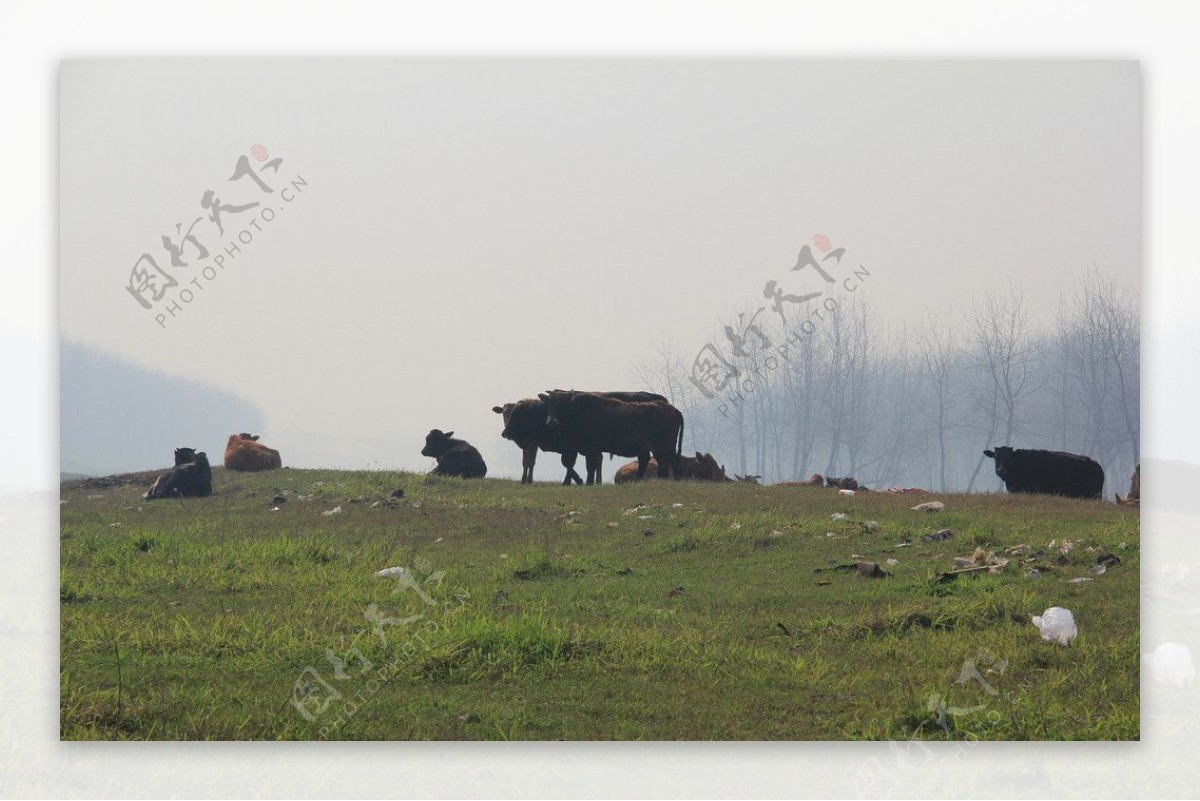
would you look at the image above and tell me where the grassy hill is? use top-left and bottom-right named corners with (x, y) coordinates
top-left (59, 468), bottom-right (1139, 740)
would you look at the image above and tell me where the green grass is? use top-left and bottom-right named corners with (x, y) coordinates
top-left (59, 468), bottom-right (1139, 740)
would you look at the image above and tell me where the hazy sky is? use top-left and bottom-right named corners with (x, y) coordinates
top-left (60, 60), bottom-right (1140, 477)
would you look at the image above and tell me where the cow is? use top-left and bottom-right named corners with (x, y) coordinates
top-left (539, 390), bottom-right (683, 484)
top-left (734, 474), bottom-right (762, 484)
top-left (777, 473), bottom-right (824, 487)
top-left (144, 449), bottom-right (212, 499)
top-left (224, 433), bottom-right (283, 472)
top-left (614, 452), bottom-right (728, 484)
top-left (825, 476), bottom-right (859, 490)
top-left (494, 391), bottom-right (668, 485)
top-left (1116, 463), bottom-right (1140, 507)
top-left (983, 446), bottom-right (1104, 500)
top-left (493, 399), bottom-right (584, 486)
top-left (421, 429), bottom-right (487, 478)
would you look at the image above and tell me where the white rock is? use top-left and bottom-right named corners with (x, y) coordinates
top-left (375, 566), bottom-right (406, 579)
top-left (839, 489), bottom-right (855, 497)
top-left (911, 501), bottom-right (945, 512)
top-left (322, 505), bottom-right (343, 516)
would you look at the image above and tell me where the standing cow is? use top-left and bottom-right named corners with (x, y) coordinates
top-left (493, 391), bottom-right (668, 485)
top-left (144, 448), bottom-right (213, 499)
top-left (421, 429), bottom-right (488, 478)
top-left (983, 446), bottom-right (1104, 500)
top-left (539, 390), bottom-right (683, 484)
top-left (1116, 463), bottom-right (1140, 506)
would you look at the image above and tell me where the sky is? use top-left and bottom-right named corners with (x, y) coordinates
top-left (59, 59), bottom-right (1141, 478)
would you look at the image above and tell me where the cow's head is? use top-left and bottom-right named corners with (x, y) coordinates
top-left (238, 433), bottom-right (259, 441)
top-left (492, 403), bottom-right (516, 437)
top-left (693, 452), bottom-right (727, 481)
top-left (983, 446), bottom-right (1014, 479)
top-left (421, 429), bottom-right (456, 458)
top-left (538, 391), bottom-right (571, 429)
top-left (173, 447), bottom-right (197, 465)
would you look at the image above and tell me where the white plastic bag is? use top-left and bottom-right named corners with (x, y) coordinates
top-left (1031, 606), bottom-right (1077, 646)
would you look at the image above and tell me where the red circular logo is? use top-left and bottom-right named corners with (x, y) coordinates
top-left (251, 144), bottom-right (269, 162)
top-left (813, 234), bottom-right (832, 252)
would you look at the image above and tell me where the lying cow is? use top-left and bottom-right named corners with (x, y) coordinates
top-left (144, 448), bottom-right (213, 499)
top-left (777, 473), bottom-right (824, 487)
top-left (825, 476), bottom-right (859, 490)
top-left (421, 429), bottom-right (487, 478)
top-left (540, 390), bottom-right (683, 484)
top-left (1116, 463), bottom-right (1140, 507)
top-left (224, 433), bottom-right (283, 471)
top-left (613, 452), bottom-right (728, 484)
top-left (494, 391), bottom-right (667, 485)
top-left (983, 446), bottom-right (1104, 500)
top-left (887, 486), bottom-right (931, 495)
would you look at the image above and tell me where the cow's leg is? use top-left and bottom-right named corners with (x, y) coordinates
top-left (522, 445), bottom-right (537, 485)
top-left (655, 450), bottom-right (671, 479)
top-left (561, 452), bottom-right (583, 486)
top-left (584, 452), bottom-right (602, 485)
top-left (636, 453), bottom-right (651, 480)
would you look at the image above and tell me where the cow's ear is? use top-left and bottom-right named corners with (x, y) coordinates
top-left (983, 449), bottom-right (995, 458)
top-left (443, 431), bottom-right (454, 438)
top-left (251, 435), bottom-right (260, 441)
top-left (537, 393), bottom-right (549, 402)
top-left (492, 406), bottom-right (504, 414)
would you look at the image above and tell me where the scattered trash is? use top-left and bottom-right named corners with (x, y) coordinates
top-left (666, 586), bottom-right (685, 598)
top-left (560, 510), bottom-right (581, 518)
top-left (369, 501), bottom-right (381, 509)
top-left (390, 488), bottom-right (405, 499)
top-left (376, 566), bottom-right (406, 579)
top-left (911, 501), bottom-right (945, 512)
top-left (349, 496), bottom-right (367, 504)
top-left (1026, 568), bottom-right (1041, 579)
top-left (885, 558), bottom-right (900, 566)
top-left (269, 506), bottom-right (281, 512)
top-left (768, 530), bottom-right (786, 539)
top-left (499, 553), bottom-right (508, 559)
top-left (831, 513), bottom-right (848, 521)
top-left (434, 537), bottom-right (443, 544)
top-left (272, 494), bottom-right (287, 505)
top-left (623, 504), bottom-right (648, 517)
top-left (1147, 643), bottom-right (1196, 688)
top-left (816, 579), bottom-right (832, 586)
top-left (730, 522), bottom-right (743, 530)
top-left (1065, 577), bottom-right (1094, 584)
top-left (921, 529), bottom-right (953, 543)
top-left (616, 566), bottom-right (633, 575)
top-left (839, 489), bottom-right (856, 497)
top-left (939, 547), bottom-right (1009, 581)
top-left (322, 505), bottom-right (343, 516)
top-left (457, 713), bottom-right (481, 724)
top-left (642, 529), bottom-right (654, 537)
top-left (1005, 544), bottom-right (1030, 557)
top-left (671, 503), bottom-right (684, 508)
top-left (1097, 553), bottom-right (1121, 568)
top-left (1031, 607), bottom-right (1077, 645)
top-left (606, 522), bottom-right (619, 528)
top-left (862, 521), bottom-right (881, 532)
top-left (894, 540), bottom-right (911, 548)
top-left (777, 622), bottom-right (792, 636)
top-left (109, 523), bottom-right (123, 528)
top-left (1059, 541), bottom-right (1075, 556)
top-left (1089, 564), bottom-right (1107, 575)
top-left (637, 515), bottom-right (654, 520)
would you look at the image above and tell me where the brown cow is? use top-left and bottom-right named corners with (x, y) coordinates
top-left (1116, 463), bottom-right (1140, 507)
top-left (539, 390), bottom-right (683, 484)
top-left (777, 473), bottom-right (825, 487)
top-left (825, 476), bottom-right (859, 490)
top-left (224, 432), bottom-right (283, 471)
top-left (614, 452), bottom-right (728, 484)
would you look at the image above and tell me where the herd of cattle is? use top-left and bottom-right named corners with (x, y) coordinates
top-left (138, 391), bottom-right (1141, 505)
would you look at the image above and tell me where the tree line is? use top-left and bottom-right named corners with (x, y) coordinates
top-left (633, 271), bottom-right (1139, 495)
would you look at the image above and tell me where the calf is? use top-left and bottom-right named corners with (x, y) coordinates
top-left (224, 433), bottom-right (283, 472)
top-left (539, 390), bottom-right (683, 484)
top-left (421, 429), bottom-right (488, 478)
top-left (144, 449), bottom-right (213, 499)
top-left (614, 452), bottom-right (728, 484)
top-left (983, 446), bottom-right (1104, 500)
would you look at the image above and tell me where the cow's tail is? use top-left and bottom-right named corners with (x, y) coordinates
top-left (675, 416), bottom-right (684, 478)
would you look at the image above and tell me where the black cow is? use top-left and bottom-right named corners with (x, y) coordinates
top-left (539, 390), bottom-right (683, 484)
top-left (494, 391), bottom-right (668, 485)
top-left (421, 429), bottom-right (487, 478)
top-left (144, 449), bottom-right (213, 499)
top-left (825, 476), bottom-right (859, 490)
top-left (983, 446), bottom-right (1104, 499)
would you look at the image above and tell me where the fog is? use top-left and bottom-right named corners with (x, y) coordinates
top-left (59, 60), bottom-right (1139, 479)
